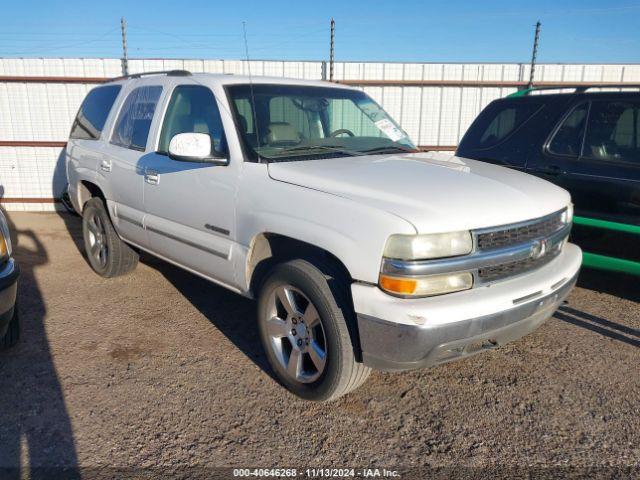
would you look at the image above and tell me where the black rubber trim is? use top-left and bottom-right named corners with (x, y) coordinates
top-left (204, 223), bottom-right (230, 236)
top-left (146, 226), bottom-right (228, 259)
top-left (117, 214), bottom-right (143, 228)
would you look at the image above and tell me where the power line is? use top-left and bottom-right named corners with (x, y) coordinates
top-left (2, 28), bottom-right (119, 56)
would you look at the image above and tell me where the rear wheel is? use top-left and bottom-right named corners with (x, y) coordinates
top-left (257, 259), bottom-right (370, 401)
top-left (82, 197), bottom-right (138, 277)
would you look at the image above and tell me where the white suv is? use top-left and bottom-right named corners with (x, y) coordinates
top-left (66, 70), bottom-right (582, 401)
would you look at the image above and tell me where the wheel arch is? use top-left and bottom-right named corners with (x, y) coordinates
top-left (76, 180), bottom-right (106, 213)
top-left (248, 232), bottom-right (365, 364)
top-left (246, 232), bottom-right (353, 297)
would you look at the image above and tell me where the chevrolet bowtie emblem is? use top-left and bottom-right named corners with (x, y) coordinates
top-left (530, 239), bottom-right (549, 260)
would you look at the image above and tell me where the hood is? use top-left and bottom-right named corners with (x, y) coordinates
top-left (267, 152), bottom-right (571, 233)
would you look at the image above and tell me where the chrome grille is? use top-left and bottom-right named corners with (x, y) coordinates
top-left (476, 211), bottom-right (564, 251)
top-left (380, 208), bottom-right (572, 291)
top-left (478, 243), bottom-right (563, 282)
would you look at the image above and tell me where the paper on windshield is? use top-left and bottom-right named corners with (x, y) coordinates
top-left (374, 119), bottom-right (406, 142)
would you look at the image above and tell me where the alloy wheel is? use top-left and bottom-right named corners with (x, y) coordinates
top-left (263, 285), bottom-right (328, 383)
top-left (86, 212), bottom-right (108, 268)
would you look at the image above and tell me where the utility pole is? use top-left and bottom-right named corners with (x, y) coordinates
top-left (121, 16), bottom-right (129, 76)
top-left (528, 21), bottom-right (541, 89)
top-left (329, 18), bottom-right (335, 81)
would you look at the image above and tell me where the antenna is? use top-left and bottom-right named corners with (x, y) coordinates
top-left (242, 21), bottom-right (261, 162)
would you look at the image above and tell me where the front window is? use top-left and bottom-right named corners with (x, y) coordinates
top-left (548, 103), bottom-right (589, 157)
top-left (158, 85), bottom-right (227, 156)
top-left (227, 84), bottom-right (416, 161)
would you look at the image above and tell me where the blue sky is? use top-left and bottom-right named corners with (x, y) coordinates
top-left (2, 0), bottom-right (639, 63)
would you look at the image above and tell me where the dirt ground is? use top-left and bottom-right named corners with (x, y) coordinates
top-left (0, 211), bottom-right (638, 478)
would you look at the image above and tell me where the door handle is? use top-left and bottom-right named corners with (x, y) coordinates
top-left (100, 159), bottom-right (112, 172)
top-left (144, 169), bottom-right (160, 185)
top-left (540, 165), bottom-right (562, 176)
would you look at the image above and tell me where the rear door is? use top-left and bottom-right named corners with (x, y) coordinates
top-left (100, 84), bottom-right (163, 247)
top-left (529, 98), bottom-right (640, 265)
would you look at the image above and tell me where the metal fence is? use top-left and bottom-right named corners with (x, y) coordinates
top-left (1, 57), bottom-right (640, 210)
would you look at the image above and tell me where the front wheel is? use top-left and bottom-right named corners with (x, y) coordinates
top-left (257, 259), bottom-right (370, 401)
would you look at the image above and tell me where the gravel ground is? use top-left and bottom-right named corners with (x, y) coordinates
top-left (0, 211), bottom-right (638, 478)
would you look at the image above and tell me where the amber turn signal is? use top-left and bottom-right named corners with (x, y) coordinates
top-left (379, 275), bottom-right (418, 295)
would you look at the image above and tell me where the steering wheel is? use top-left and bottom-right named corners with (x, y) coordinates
top-left (329, 129), bottom-right (355, 138)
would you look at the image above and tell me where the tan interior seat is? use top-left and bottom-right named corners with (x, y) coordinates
top-left (265, 122), bottom-right (301, 145)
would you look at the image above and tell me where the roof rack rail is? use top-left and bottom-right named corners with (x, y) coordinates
top-left (107, 69), bottom-right (192, 82)
top-left (510, 83), bottom-right (640, 97)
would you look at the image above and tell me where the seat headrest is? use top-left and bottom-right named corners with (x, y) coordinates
top-left (265, 122), bottom-right (300, 145)
top-left (238, 114), bottom-right (248, 134)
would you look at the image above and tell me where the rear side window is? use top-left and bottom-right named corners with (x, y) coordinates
top-left (111, 86), bottom-right (162, 151)
top-left (462, 101), bottom-right (542, 149)
top-left (547, 103), bottom-right (589, 157)
top-left (70, 85), bottom-right (121, 140)
top-left (583, 101), bottom-right (640, 165)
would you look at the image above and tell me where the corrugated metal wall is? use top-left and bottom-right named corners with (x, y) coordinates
top-left (1, 57), bottom-right (640, 210)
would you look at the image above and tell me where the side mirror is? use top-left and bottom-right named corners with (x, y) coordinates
top-left (168, 133), bottom-right (227, 164)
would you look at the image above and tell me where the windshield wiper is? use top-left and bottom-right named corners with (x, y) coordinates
top-left (264, 144), bottom-right (363, 158)
top-left (361, 145), bottom-right (417, 155)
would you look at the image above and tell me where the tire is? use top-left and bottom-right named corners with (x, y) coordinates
top-left (257, 258), bottom-right (371, 401)
top-left (0, 307), bottom-right (19, 350)
top-left (82, 197), bottom-right (138, 277)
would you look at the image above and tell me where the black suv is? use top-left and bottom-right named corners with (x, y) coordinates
top-left (457, 87), bottom-right (640, 276)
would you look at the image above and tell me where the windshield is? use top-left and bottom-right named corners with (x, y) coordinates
top-left (226, 84), bottom-right (417, 162)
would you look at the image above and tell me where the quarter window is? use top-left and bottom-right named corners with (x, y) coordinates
top-left (111, 86), bottom-right (162, 151)
top-left (548, 103), bottom-right (589, 157)
top-left (583, 101), bottom-right (639, 164)
top-left (70, 85), bottom-right (121, 140)
top-left (158, 85), bottom-right (226, 155)
top-left (461, 101), bottom-right (542, 150)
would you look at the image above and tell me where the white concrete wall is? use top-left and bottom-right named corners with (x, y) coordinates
top-left (1, 58), bottom-right (640, 210)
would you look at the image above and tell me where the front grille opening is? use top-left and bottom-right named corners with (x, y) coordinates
top-left (477, 212), bottom-right (564, 251)
top-left (478, 247), bottom-right (561, 282)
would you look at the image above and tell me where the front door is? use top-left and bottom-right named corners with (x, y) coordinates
top-left (141, 84), bottom-right (237, 287)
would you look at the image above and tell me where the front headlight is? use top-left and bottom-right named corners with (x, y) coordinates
top-left (0, 211), bottom-right (12, 259)
top-left (561, 203), bottom-right (574, 224)
top-left (383, 231), bottom-right (473, 260)
top-left (380, 230), bottom-right (474, 297)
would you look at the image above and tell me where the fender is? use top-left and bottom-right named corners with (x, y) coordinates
top-left (235, 163), bottom-right (416, 289)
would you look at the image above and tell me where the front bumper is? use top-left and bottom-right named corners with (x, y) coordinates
top-left (0, 259), bottom-right (19, 338)
top-left (353, 243), bottom-right (582, 371)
